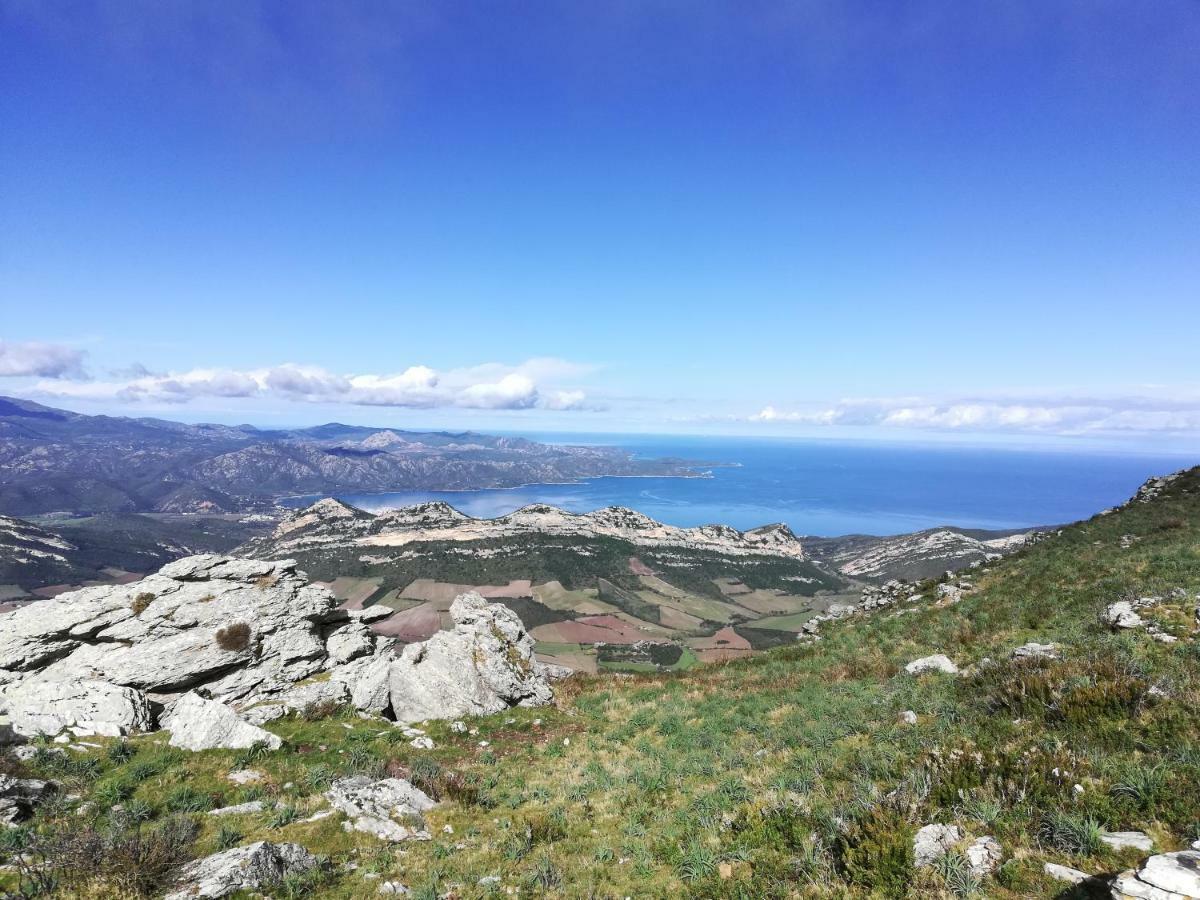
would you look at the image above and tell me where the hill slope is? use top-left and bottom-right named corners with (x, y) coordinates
top-left (1, 468), bottom-right (1197, 898)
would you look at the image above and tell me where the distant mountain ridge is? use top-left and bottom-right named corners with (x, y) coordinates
top-left (246, 498), bottom-right (806, 561)
top-left (0, 396), bottom-right (702, 516)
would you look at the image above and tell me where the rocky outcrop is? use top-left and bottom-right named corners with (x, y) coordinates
top-left (0, 555), bottom-right (554, 745)
top-left (163, 841), bottom-right (318, 900)
top-left (326, 776), bottom-right (436, 842)
top-left (162, 692), bottom-right (283, 751)
top-left (3, 677), bottom-right (152, 737)
top-left (0, 773), bottom-right (55, 825)
top-left (1111, 850), bottom-right (1200, 899)
top-left (389, 592), bottom-right (554, 724)
top-left (0, 555), bottom-right (395, 736)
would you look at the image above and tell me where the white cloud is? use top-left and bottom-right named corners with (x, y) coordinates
top-left (0, 340), bottom-right (87, 379)
top-left (747, 395), bottom-right (1200, 436)
top-left (29, 358), bottom-right (595, 413)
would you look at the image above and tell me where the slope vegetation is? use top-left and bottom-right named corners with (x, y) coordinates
top-left (1, 470), bottom-right (1197, 898)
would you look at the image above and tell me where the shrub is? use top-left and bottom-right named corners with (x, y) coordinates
top-left (835, 807), bottom-right (914, 898)
top-left (214, 622), bottom-right (252, 652)
top-left (11, 814), bottom-right (198, 897)
top-left (130, 593), bottom-right (156, 615)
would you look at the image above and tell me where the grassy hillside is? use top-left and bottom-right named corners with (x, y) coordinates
top-left (2, 470), bottom-right (1197, 898)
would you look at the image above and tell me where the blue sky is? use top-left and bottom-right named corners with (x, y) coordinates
top-left (1, 1), bottom-right (1198, 448)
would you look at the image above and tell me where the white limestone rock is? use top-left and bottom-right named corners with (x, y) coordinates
top-left (331, 654), bottom-right (394, 716)
top-left (0, 556), bottom-right (342, 705)
top-left (207, 800), bottom-right (266, 816)
top-left (324, 619), bottom-right (379, 667)
top-left (1103, 601), bottom-right (1145, 631)
top-left (163, 840), bottom-right (318, 900)
top-left (388, 592), bottom-right (553, 724)
top-left (1044, 862), bottom-right (1093, 884)
top-left (913, 823), bottom-right (962, 867)
top-left (905, 654), bottom-right (959, 676)
top-left (965, 836), bottom-right (1003, 875)
top-left (3, 677), bottom-right (152, 738)
top-left (1102, 832), bottom-right (1155, 853)
top-left (1011, 642), bottom-right (1063, 660)
top-left (1111, 850), bottom-right (1200, 899)
top-left (239, 678), bottom-right (351, 725)
top-left (326, 776), bottom-right (436, 843)
top-left (161, 692), bottom-right (282, 752)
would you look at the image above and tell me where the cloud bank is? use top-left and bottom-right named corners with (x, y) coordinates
top-left (749, 395), bottom-right (1200, 435)
top-left (22, 356), bottom-right (598, 412)
top-left (0, 340), bottom-right (87, 379)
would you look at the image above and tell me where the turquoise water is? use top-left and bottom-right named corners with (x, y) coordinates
top-left (288, 436), bottom-right (1194, 536)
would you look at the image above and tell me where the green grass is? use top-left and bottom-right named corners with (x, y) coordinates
top-left (5, 468), bottom-right (1199, 898)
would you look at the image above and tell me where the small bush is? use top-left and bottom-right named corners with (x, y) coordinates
top-left (1039, 810), bottom-right (1104, 856)
top-left (214, 622), bottom-right (252, 652)
top-left (835, 807), bottom-right (914, 898)
top-left (130, 593), bottom-right (156, 615)
top-left (12, 814), bottom-right (197, 897)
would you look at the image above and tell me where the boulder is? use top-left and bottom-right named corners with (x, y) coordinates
top-left (161, 692), bottom-right (282, 752)
top-left (1103, 602), bottom-right (1145, 630)
top-left (1111, 850), bottom-right (1200, 899)
top-left (324, 620), bottom-right (379, 667)
top-left (905, 655), bottom-right (959, 676)
top-left (388, 592), bottom-right (553, 724)
top-left (899, 710), bottom-right (918, 725)
top-left (965, 836), bottom-right (1002, 875)
top-left (163, 841), bottom-right (318, 900)
top-left (3, 677), bottom-right (152, 738)
top-left (326, 776), bottom-right (435, 843)
top-left (913, 823), bottom-right (962, 867)
top-left (330, 654), bottom-right (393, 716)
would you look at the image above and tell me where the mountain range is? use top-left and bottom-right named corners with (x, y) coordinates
top-left (0, 396), bottom-right (701, 516)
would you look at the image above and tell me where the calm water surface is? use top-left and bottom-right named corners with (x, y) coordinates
top-left (285, 436), bottom-right (1194, 536)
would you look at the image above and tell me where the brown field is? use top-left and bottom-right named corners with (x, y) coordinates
top-left (324, 576), bottom-right (383, 609)
top-left (400, 578), bottom-right (533, 603)
top-left (531, 614), bottom-right (657, 645)
top-left (627, 556), bottom-right (655, 576)
top-left (369, 601), bottom-right (448, 641)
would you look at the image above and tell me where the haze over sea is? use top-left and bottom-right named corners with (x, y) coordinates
top-left (291, 436), bottom-right (1193, 537)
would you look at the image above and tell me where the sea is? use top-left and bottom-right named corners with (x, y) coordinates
top-left (289, 435), bottom-right (1196, 537)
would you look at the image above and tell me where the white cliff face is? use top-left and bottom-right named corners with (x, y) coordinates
top-left (255, 499), bottom-right (806, 561)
